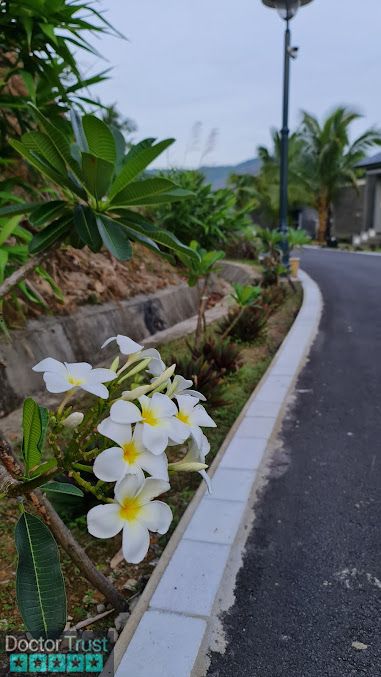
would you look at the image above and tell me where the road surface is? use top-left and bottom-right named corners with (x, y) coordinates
top-left (207, 250), bottom-right (381, 677)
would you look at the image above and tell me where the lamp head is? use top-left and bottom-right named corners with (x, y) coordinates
top-left (262, 0), bottom-right (313, 20)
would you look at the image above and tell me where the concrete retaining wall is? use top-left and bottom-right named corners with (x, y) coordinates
top-left (0, 284), bottom-right (200, 416)
top-left (0, 261), bottom-right (259, 418)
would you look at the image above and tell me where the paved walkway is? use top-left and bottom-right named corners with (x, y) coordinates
top-left (207, 250), bottom-right (381, 677)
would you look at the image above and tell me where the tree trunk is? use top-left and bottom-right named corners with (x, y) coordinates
top-left (317, 199), bottom-right (329, 244)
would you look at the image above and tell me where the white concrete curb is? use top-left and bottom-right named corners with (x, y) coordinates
top-left (109, 270), bottom-right (322, 677)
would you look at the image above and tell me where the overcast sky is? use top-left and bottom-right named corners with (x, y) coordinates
top-left (83, 0), bottom-right (381, 168)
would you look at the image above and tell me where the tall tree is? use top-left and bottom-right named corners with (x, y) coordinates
top-left (300, 107), bottom-right (381, 242)
top-left (232, 130), bottom-right (311, 228)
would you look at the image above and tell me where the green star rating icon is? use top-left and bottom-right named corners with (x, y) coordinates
top-left (48, 654), bottom-right (66, 672)
top-left (29, 654), bottom-right (47, 672)
top-left (10, 654), bottom-right (27, 672)
top-left (85, 654), bottom-right (104, 672)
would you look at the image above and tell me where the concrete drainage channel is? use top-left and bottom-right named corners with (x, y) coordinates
top-left (101, 270), bottom-right (323, 677)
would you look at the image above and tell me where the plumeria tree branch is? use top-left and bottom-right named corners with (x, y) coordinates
top-left (0, 434), bottom-right (128, 611)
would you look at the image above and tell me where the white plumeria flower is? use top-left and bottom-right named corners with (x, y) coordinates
top-left (109, 393), bottom-right (187, 455)
top-left (101, 335), bottom-right (143, 355)
top-left (32, 358), bottom-right (115, 399)
top-left (173, 395), bottom-right (216, 448)
top-left (95, 418), bottom-right (168, 481)
top-left (166, 375), bottom-right (206, 401)
top-left (169, 433), bottom-right (212, 492)
top-left (87, 474), bottom-right (172, 563)
top-left (140, 348), bottom-right (166, 376)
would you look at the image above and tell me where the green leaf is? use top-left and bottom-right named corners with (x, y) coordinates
top-left (28, 104), bottom-right (78, 171)
top-left (115, 211), bottom-right (199, 261)
top-left (9, 140), bottom-right (84, 199)
top-left (81, 153), bottom-right (114, 200)
top-left (0, 249), bottom-right (8, 284)
top-left (22, 399), bottom-right (41, 473)
top-left (22, 399), bottom-right (48, 476)
top-left (109, 138), bottom-right (175, 198)
top-left (96, 215), bottom-right (132, 260)
top-left (35, 267), bottom-right (64, 301)
top-left (0, 202), bottom-right (43, 218)
top-left (0, 215), bottom-right (22, 246)
top-left (18, 280), bottom-right (47, 307)
top-left (110, 178), bottom-right (179, 206)
top-left (15, 512), bottom-right (66, 639)
top-left (73, 205), bottom-right (102, 252)
top-left (122, 188), bottom-right (193, 206)
top-left (29, 216), bottom-right (72, 254)
top-left (30, 459), bottom-right (57, 479)
top-left (22, 132), bottom-right (66, 174)
top-left (29, 202), bottom-right (67, 227)
top-left (82, 115), bottom-right (116, 164)
top-left (40, 482), bottom-right (84, 497)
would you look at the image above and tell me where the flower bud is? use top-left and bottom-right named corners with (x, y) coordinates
top-left (62, 412), bottom-right (84, 429)
top-left (168, 461), bottom-right (208, 473)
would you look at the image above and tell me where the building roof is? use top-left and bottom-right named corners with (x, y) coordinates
top-left (357, 152), bottom-right (381, 170)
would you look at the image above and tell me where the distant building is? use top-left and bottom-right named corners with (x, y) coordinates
top-left (357, 153), bottom-right (381, 236)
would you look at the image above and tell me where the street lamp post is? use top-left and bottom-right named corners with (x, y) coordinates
top-left (261, 0), bottom-right (313, 270)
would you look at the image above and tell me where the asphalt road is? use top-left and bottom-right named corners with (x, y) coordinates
top-left (207, 250), bottom-right (381, 677)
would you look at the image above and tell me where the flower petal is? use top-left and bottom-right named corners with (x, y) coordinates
top-left (192, 404), bottom-right (216, 428)
top-left (116, 335), bottom-right (143, 355)
top-left (176, 395), bottom-right (198, 414)
top-left (43, 373), bottom-right (72, 393)
top-left (139, 501), bottom-right (172, 534)
top-left (98, 418), bottom-right (132, 446)
top-left (115, 473), bottom-right (144, 504)
top-left (199, 469), bottom-right (212, 493)
top-left (168, 418), bottom-right (190, 444)
top-left (82, 382), bottom-right (110, 399)
top-left (137, 477), bottom-right (170, 504)
top-left (86, 368), bottom-right (116, 384)
top-left (190, 425), bottom-right (203, 449)
top-left (65, 362), bottom-right (92, 379)
top-left (142, 423), bottom-right (168, 455)
top-left (87, 504), bottom-right (123, 538)
top-left (101, 336), bottom-right (117, 349)
top-left (150, 393), bottom-right (178, 418)
top-left (110, 400), bottom-right (142, 424)
top-left (93, 447), bottom-right (126, 482)
top-left (185, 389), bottom-right (206, 401)
top-left (122, 522), bottom-right (150, 563)
top-left (139, 450), bottom-right (169, 481)
top-left (32, 358), bottom-right (67, 375)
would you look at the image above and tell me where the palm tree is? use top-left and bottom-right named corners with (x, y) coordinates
top-left (299, 107), bottom-right (381, 243)
top-left (253, 129), bottom-right (312, 228)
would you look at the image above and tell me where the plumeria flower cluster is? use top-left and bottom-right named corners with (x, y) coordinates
top-left (33, 335), bottom-right (216, 564)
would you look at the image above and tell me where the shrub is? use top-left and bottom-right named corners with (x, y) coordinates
top-left (146, 170), bottom-right (252, 249)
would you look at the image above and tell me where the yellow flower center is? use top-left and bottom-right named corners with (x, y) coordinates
top-left (119, 497), bottom-right (141, 522)
top-left (67, 375), bottom-right (84, 386)
top-left (122, 441), bottom-right (139, 464)
top-left (177, 410), bottom-right (190, 425)
top-left (141, 407), bottom-right (158, 426)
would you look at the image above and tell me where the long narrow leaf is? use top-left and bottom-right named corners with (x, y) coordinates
top-left (82, 115), bottom-right (116, 164)
top-left (15, 512), bottom-right (66, 639)
top-left (74, 205), bottom-right (102, 252)
top-left (109, 139), bottom-right (175, 198)
top-left (96, 215), bottom-right (132, 260)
